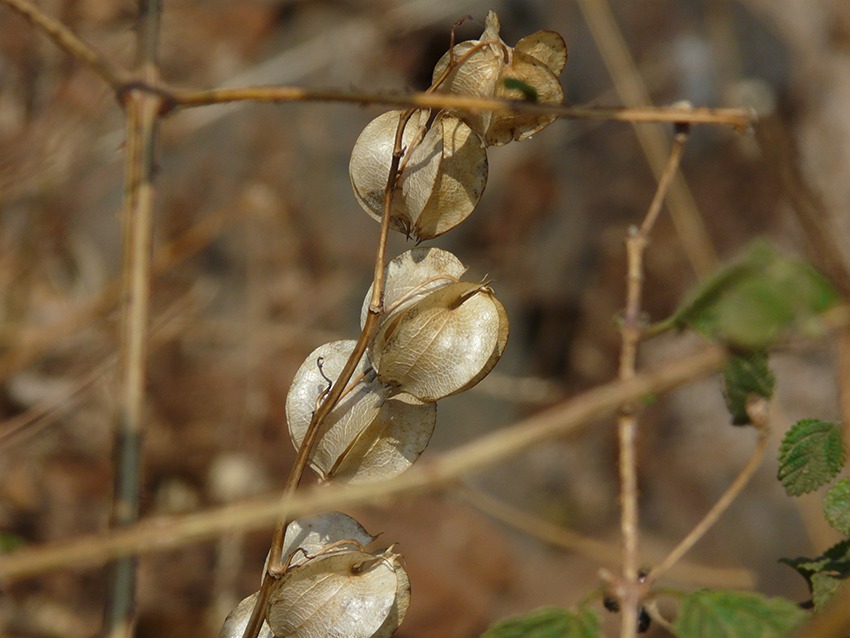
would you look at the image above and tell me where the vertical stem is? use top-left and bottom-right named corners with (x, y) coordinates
top-left (616, 126), bottom-right (689, 638)
top-left (576, 0), bottom-right (716, 278)
top-left (104, 2), bottom-right (161, 637)
top-left (239, 110), bottom-right (414, 638)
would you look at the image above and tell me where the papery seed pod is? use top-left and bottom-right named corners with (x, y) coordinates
top-left (266, 548), bottom-right (409, 638)
top-left (361, 247), bottom-right (467, 328)
top-left (331, 392), bottom-right (436, 485)
top-left (280, 512), bottom-right (377, 569)
top-left (373, 552), bottom-right (411, 638)
top-left (349, 109), bottom-right (488, 241)
top-left (287, 341), bottom-right (436, 484)
top-left (286, 341), bottom-right (387, 480)
top-left (218, 592), bottom-right (274, 638)
top-left (369, 281), bottom-right (509, 402)
top-left (432, 10), bottom-right (567, 146)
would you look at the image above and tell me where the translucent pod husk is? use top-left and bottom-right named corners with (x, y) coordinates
top-left (280, 512), bottom-right (377, 569)
top-left (369, 281), bottom-right (509, 402)
top-left (330, 392), bottom-right (436, 485)
top-left (266, 548), bottom-right (409, 638)
top-left (361, 246), bottom-right (467, 329)
top-left (286, 340), bottom-right (387, 480)
top-left (218, 592), bottom-right (274, 638)
top-left (432, 10), bottom-right (567, 146)
top-left (349, 109), bottom-right (488, 241)
top-left (286, 340), bottom-right (436, 484)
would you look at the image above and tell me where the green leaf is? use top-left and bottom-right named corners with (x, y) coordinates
top-left (824, 477), bottom-right (850, 535)
top-left (722, 350), bottom-right (775, 425)
top-left (810, 572), bottom-right (845, 611)
top-left (780, 538), bottom-right (850, 577)
top-left (482, 607), bottom-right (600, 638)
top-left (780, 538), bottom-right (850, 610)
top-left (673, 589), bottom-right (807, 638)
top-left (778, 419), bottom-right (845, 496)
top-left (669, 242), bottom-right (840, 349)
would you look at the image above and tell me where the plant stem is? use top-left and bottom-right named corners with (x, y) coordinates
top-left (165, 86), bottom-right (753, 131)
top-left (647, 404), bottom-right (770, 583)
top-left (456, 486), bottom-right (755, 589)
top-left (616, 125), bottom-right (689, 638)
top-left (0, 343), bottom-right (730, 582)
top-left (102, 2), bottom-right (161, 637)
top-left (576, 0), bottom-right (718, 277)
top-left (239, 109), bottom-right (413, 638)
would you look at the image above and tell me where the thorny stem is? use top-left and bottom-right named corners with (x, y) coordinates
top-left (239, 110), bottom-right (414, 638)
top-left (647, 398), bottom-right (771, 583)
top-left (615, 124), bottom-right (689, 638)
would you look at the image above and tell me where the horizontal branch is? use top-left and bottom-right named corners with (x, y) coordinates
top-left (167, 86), bottom-right (755, 131)
top-left (0, 344), bottom-right (726, 581)
top-left (0, 0), bottom-right (755, 132)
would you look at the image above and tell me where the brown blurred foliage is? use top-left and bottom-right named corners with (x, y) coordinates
top-left (1, 1), bottom-right (849, 636)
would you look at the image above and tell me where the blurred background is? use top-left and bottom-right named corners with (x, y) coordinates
top-left (1, 0), bottom-right (848, 636)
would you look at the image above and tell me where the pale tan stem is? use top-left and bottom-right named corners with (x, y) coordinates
top-left (647, 404), bottom-right (770, 583)
top-left (576, 0), bottom-right (719, 277)
top-left (616, 126), bottom-right (690, 638)
top-left (103, 2), bottom-right (162, 637)
top-left (239, 110), bottom-right (414, 638)
top-left (167, 85), bottom-right (753, 131)
top-left (0, 344), bottom-right (728, 582)
top-left (456, 486), bottom-right (754, 589)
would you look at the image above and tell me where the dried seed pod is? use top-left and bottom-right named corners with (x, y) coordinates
top-left (218, 592), bottom-right (274, 638)
top-left (287, 341), bottom-right (436, 484)
top-left (286, 341), bottom-right (387, 480)
top-left (281, 512), bottom-right (377, 568)
top-left (331, 392), bottom-right (436, 485)
top-left (349, 109), bottom-right (488, 241)
top-left (369, 281), bottom-right (509, 402)
top-left (266, 548), bottom-right (409, 638)
top-left (432, 10), bottom-right (567, 146)
top-left (361, 246), bottom-right (467, 328)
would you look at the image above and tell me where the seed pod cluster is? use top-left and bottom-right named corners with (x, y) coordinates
top-left (219, 513), bottom-right (409, 638)
top-left (349, 11), bottom-right (566, 240)
top-left (433, 10), bottom-right (567, 146)
top-left (222, 12), bottom-right (565, 638)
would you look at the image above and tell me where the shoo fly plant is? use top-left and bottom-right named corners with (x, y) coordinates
top-left (220, 12), bottom-right (563, 638)
top-left (4, 2), bottom-right (850, 638)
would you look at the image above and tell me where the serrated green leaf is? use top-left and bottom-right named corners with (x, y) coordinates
top-left (824, 477), bottom-right (850, 535)
top-left (669, 242), bottom-right (840, 349)
top-left (673, 589), bottom-right (807, 638)
top-left (482, 607), bottom-right (600, 638)
top-left (810, 571), bottom-right (845, 611)
top-left (780, 538), bottom-right (850, 606)
top-left (722, 350), bottom-right (775, 425)
top-left (778, 420), bottom-right (845, 496)
top-left (781, 538), bottom-right (850, 576)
